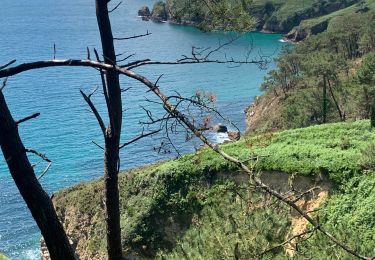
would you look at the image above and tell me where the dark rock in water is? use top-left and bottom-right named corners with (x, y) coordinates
top-left (212, 124), bottom-right (228, 133)
top-left (138, 6), bottom-right (151, 18)
top-left (228, 131), bottom-right (241, 141)
top-left (151, 1), bottom-right (168, 22)
top-left (142, 16), bottom-right (150, 21)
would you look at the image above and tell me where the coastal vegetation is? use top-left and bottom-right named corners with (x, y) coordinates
top-left (52, 120), bottom-right (375, 258)
top-left (146, 0), bottom-right (375, 40)
top-left (247, 9), bottom-right (375, 132)
top-left (1, 0), bottom-right (374, 259)
top-left (49, 2), bottom-right (375, 259)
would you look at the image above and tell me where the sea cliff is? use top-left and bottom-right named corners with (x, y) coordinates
top-left (43, 120), bottom-right (375, 259)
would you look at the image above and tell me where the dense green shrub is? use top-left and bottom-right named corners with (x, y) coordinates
top-left (157, 182), bottom-right (290, 259)
top-left (258, 11), bottom-right (375, 131)
top-left (54, 120), bottom-right (375, 258)
top-left (298, 174), bottom-right (375, 258)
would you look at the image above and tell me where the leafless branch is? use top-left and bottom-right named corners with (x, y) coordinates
top-left (92, 140), bottom-right (105, 150)
top-left (1, 77), bottom-right (8, 91)
top-left (108, 1), bottom-right (122, 13)
top-left (25, 148), bottom-right (51, 163)
top-left (258, 227), bottom-right (318, 257)
top-left (117, 53), bottom-right (136, 63)
top-left (0, 59), bottom-right (16, 70)
top-left (113, 30), bottom-right (151, 41)
top-left (125, 58), bottom-right (266, 70)
top-left (119, 129), bottom-right (161, 149)
top-left (80, 89), bottom-right (106, 135)
top-left (94, 48), bottom-right (114, 129)
top-left (15, 113), bottom-right (41, 125)
top-left (37, 162), bottom-right (52, 180)
top-left (121, 87), bottom-right (131, 92)
top-left (87, 47), bottom-right (91, 60)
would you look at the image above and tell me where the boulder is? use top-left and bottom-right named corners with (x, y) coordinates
top-left (151, 1), bottom-right (168, 22)
top-left (228, 131), bottom-right (241, 141)
top-left (138, 6), bottom-right (151, 18)
top-left (212, 124), bottom-right (228, 133)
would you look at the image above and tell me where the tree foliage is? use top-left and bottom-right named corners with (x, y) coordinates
top-left (258, 10), bottom-right (375, 130)
top-left (166, 0), bottom-right (256, 32)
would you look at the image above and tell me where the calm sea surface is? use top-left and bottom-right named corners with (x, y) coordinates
top-left (0, 0), bottom-right (286, 258)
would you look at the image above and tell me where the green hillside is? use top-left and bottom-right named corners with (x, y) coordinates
top-left (286, 0), bottom-right (375, 40)
top-left (162, 0), bottom-right (370, 39)
top-left (53, 120), bottom-right (375, 259)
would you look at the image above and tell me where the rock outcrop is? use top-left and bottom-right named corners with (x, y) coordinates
top-left (227, 131), bottom-right (240, 141)
top-left (211, 124), bottom-right (228, 133)
top-left (284, 20), bottom-right (328, 42)
top-left (151, 1), bottom-right (168, 22)
top-left (138, 6), bottom-right (151, 19)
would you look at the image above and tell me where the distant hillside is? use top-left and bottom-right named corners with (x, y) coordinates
top-left (144, 0), bottom-right (375, 40)
top-left (50, 120), bottom-right (375, 259)
top-left (285, 0), bottom-right (375, 41)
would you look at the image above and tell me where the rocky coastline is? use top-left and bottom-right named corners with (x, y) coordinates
top-left (138, 0), bottom-right (361, 42)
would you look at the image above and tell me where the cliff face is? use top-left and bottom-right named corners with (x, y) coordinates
top-left (47, 169), bottom-right (331, 259)
top-left (41, 120), bottom-right (375, 259)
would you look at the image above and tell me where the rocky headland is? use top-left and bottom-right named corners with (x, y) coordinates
top-left (138, 0), bottom-right (367, 41)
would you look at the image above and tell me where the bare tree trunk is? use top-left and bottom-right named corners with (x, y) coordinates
top-left (95, 1), bottom-right (123, 259)
top-left (322, 75), bottom-right (328, 123)
top-left (327, 79), bottom-right (344, 121)
top-left (0, 91), bottom-right (75, 260)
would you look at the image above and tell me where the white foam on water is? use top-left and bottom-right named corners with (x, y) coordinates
top-left (8, 249), bottom-right (39, 260)
top-left (213, 132), bottom-right (230, 144)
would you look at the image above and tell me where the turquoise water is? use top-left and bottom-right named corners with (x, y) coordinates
top-left (0, 0), bottom-right (286, 258)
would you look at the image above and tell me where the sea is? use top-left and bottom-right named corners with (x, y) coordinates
top-left (0, 0), bottom-right (286, 258)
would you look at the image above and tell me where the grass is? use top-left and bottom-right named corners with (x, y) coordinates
top-left (249, 0), bottom-right (361, 32)
top-left (54, 120), bottom-right (375, 258)
top-left (298, 0), bottom-right (375, 30)
top-left (0, 254), bottom-right (7, 260)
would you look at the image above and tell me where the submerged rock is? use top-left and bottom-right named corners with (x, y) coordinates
top-left (211, 124), bottom-right (228, 133)
top-left (228, 131), bottom-right (241, 141)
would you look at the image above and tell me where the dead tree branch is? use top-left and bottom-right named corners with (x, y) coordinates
top-left (16, 113), bottom-right (41, 125)
top-left (1, 77), bottom-right (8, 91)
top-left (113, 31), bottom-right (151, 41)
top-left (108, 1), bottom-right (123, 13)
top-left (80, 89), bottom-right (106, 135)
top-left (119, 129), bottom-right (161, 149)
top-left (258, 227), bottom-right (318, 257)
top-left (25, 148), bottom-right (51, 163)
top-left (0, 59), bottom-right (16, 70)
top-left (37, 162), bottom-right (52, 180)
